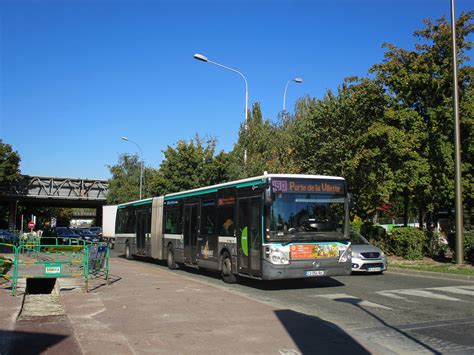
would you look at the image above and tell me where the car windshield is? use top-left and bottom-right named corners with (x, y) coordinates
top-left (268, 193), bottom-right (347, 243)
top-left (350, 232), bottom-right (370, 245)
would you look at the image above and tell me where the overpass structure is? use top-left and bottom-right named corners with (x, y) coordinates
top-left (0, 175), bottom-right (109, 230)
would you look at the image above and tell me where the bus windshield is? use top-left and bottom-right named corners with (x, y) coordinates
top-left (268, 193), bottom-right (347, 243)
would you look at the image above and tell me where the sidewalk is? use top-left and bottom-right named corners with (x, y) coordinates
top-left (2, 258), bottom-right (373, 354)
top-left (387, 266), bottom-right (474, 281)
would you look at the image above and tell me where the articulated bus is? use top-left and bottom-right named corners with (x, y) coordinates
top-left (114, 174), bottom-right (352, 283)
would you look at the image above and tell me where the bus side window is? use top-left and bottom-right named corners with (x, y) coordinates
top-left (165, 206), bottom-right (181, 234)
top-left (201, 200), bottom-right (216, 236)
top-left (217, 205), bottom-right (235, 236)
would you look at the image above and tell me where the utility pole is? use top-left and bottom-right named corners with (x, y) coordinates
top-left (450, 0), bottom-right (464, 264)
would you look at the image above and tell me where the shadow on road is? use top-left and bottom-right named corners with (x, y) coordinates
top-left (236, 276), bottom-right (345, 291)
top-left (122, 254), bottom-right (347, 291)
top-left (87, 273), bottom-right (122, 292)
top-left (274, 309), bottom-right (370, 354)
top-left (0, 329), bottom-right (68, 355)
top-left (333, 297), bottom-right (442, 354)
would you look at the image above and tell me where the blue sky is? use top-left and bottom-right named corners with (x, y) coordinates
top-left (1, 0), bottom-right (472, 180)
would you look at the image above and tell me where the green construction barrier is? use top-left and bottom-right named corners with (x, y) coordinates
top-left (0, 242), bottom-right (18, 295)
top-left (9, 238), bottom-right (110, 296)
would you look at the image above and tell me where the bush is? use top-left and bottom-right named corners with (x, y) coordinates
top-left (390, 227), bottom-right (425, 260)
top-left (447, 230), bottom-right (474, 263)
top-left (360, 222), bottom-right (391, 254)
top-left (360, 222), bottom-right (387, 241)
top-left (424, 231), bottom-right (448, 258)
top-left (465, 231), bottom-right (474, 264)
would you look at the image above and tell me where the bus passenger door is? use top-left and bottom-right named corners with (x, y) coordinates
top-left (184, 204), bottom-right (199, 264)
top-left (136, 209), bottom-right (148, 255)
top-left (237, 196), bottom-right (262, 277)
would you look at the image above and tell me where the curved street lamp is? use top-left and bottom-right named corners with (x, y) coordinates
top-left (283, 77), bottom-right (303, 113)
top-left (121, 136), bottom-right (144, 200)
top-left (194, 53), bottom-right (249, 164)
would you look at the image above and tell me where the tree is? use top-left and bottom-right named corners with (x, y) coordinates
top-left (107, 154), bottom-right (144, 204)
top-left (370, 11), bottom-right (474, 224)
top-left (0, 140), bottom-right (21, 185)
top-left (0, 140), bottom-right (21, 229)
top-left (149, 135), bottom-right (232, 196)
top-left (230, 102), bottom-right (297, 179)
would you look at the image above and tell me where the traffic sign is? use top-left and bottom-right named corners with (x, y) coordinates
top-left (28, 221), bottom-right (35, 229)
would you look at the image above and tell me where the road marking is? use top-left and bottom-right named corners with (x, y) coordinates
top-left (427, 286), bottom-right (474, 297)
top-left (315, 293), bottom-right (392, 310)
top-left (376, 291), bottom-right (408, 300)
top-left (378, 289), bottom-right (460, 301)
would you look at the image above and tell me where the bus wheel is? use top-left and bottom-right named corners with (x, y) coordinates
top-left (221, 252), bottom-right (237, 284)
top-left (125, 243), bottom-right (133, 260)
top-left (167, 245), bottom-right (178, 270)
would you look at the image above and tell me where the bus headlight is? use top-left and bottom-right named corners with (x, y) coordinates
top-left (268, 247), bottom-right (289, 265)
top-left (339, 247), bottom-right (352, 263)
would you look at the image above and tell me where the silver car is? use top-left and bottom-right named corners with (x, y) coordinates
top-left (350, 231), bottom-right (387, 273)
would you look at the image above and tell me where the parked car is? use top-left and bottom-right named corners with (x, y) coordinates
top-left (73, 228), bottom-right (100, 242)
top-left (42, 228), bottom-right (80, 245)
top-left (350, 231), bottom-right (387, 273)
top-left (0, 230), bottom-right (19, 244)
top-left (88, 226), bottom-right (102, 237)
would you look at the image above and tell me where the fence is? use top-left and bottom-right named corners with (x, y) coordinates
top-left (1, 236), bottom-right (109, 296)
top-left (0, 242), bottom-right (17, 294)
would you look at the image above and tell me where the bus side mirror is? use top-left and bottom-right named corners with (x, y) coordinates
top-left (347, 193), bottom-right (354, 209)
top-left (264, 185), bottom-right (274, 206)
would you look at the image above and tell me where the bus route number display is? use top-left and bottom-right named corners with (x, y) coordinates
top-left (271, 179), bottom-right (344, 194)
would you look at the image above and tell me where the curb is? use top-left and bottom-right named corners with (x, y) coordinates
top-left (386, 267), bottom-right (474, 281)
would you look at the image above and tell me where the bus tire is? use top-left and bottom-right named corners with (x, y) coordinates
top-left (125, 243), bottom-right (133, 260)
top-left (221, 252), bottom-right (237, 284)
top-left (167, 245), bottom-right (178, 270)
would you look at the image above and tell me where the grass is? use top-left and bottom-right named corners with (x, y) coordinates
top-left (389, 257), bottom-right (474, 276)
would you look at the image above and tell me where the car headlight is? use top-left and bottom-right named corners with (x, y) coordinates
top-left (351, 251), bottom-right (361, 258)
top-left (380, 250), bottom-right (386, 257)
top-left (268, 247), bottom-right (289, 265)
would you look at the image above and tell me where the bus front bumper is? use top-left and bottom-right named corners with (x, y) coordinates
top-left (261, 259), bottom-right (351, 280)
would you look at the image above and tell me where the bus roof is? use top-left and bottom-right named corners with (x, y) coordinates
top-left (164, 173), bottom-right (345, 200)
top-left (117, 198), bottom-right (153, 208)
top-left (117, 174), bottom-right (345, 206)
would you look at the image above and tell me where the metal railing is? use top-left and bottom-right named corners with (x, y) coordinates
top-left (1, 236), bottom-right (109, 296)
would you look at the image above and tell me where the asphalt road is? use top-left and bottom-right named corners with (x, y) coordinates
top-left (112, 251), bottom-right (474, 354)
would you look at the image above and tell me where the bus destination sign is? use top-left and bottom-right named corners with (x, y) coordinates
top-left (271, 179), bottom-right (344, 194)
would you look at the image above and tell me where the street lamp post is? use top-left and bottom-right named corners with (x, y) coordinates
top-left (450, 0), bottom-right (464, 265)
top-left (194, 53), bottom-right (249, 164)
top-left (283, 77), bottom-right (303, 113)
top-left (121, 136), bottom-right (144, 200)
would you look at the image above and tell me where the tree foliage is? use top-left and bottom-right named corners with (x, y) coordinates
top-left (0, 140), bottom-right (21, 185)
top-left (230, 102), bottom-right (297, 179)
top-left (149, 135), bottom-right (232, 196)
top-left (107, 154), bottom-right (144, 204)
top-left (370, 11), bottom-right (473, 221)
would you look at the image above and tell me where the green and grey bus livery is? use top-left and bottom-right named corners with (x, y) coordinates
top-left (114, 174), bottom-right (352, 283)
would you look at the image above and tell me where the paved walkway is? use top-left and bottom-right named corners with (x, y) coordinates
top-left (1, 258), bottom-right (373, 354)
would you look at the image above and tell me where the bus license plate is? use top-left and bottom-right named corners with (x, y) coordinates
top-left (305, 270), bottom-right (325, 277)
top-left (368, 267), bottom-right (381, 272)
